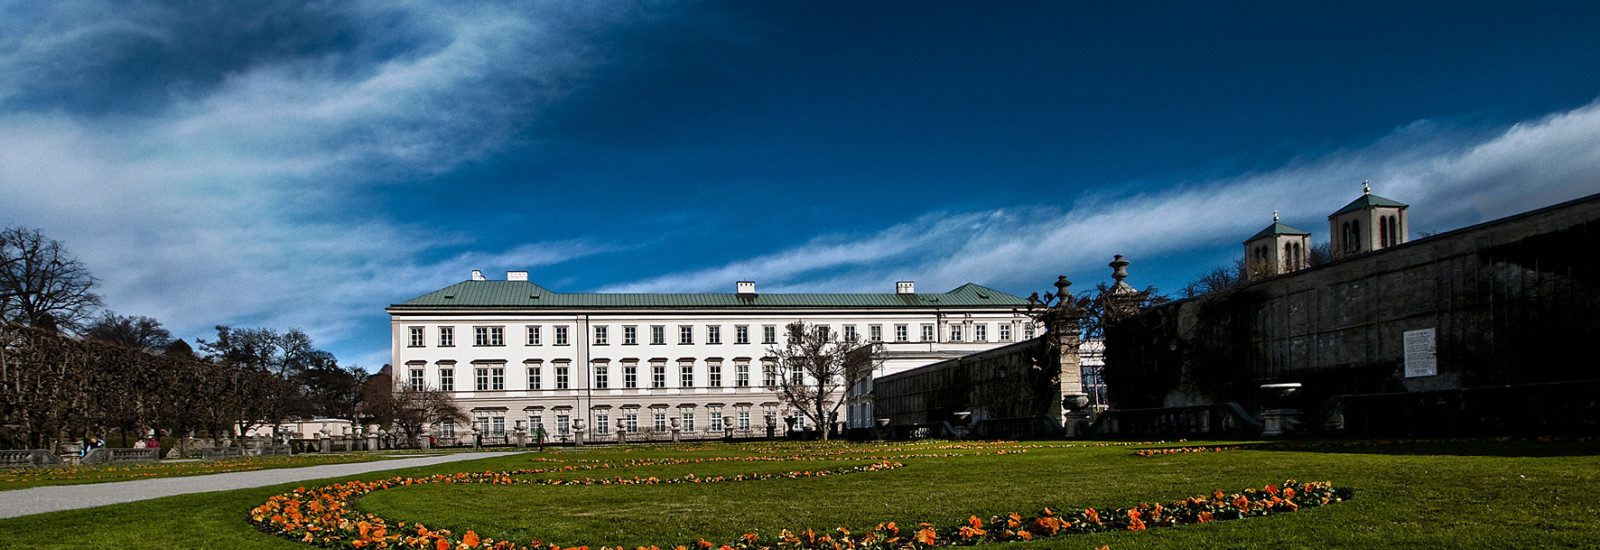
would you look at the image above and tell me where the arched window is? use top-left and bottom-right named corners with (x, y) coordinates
top-left (1350, 220), bottom-right (1361, 252)
top-left (1341, 221), bottom-right (1352, 252)
top-left (1379, 216), bottom-right (1390, 247)
top-left (1387, 216), bottom-right (1400, 245)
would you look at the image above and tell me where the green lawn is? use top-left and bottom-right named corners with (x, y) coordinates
top-left (1, 439), bottom-right (1597, 549)
top-left (0, 453), bottom-right (406, 489)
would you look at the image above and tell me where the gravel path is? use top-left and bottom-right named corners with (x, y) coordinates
top-left (0, 452), bottom-right (522, 519)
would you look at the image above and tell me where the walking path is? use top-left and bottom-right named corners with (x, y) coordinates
top-left (0, 451), bottom-right (522, 519)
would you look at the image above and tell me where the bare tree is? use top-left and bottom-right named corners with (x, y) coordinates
top-left (83, 311), bottom-right (173, 352)
top-left (1180, 259), bottom-right (1249, 298)
top-left (765, 321), bottom-right (875, 440)
top-left (0, 227), bottom-right (102, 331)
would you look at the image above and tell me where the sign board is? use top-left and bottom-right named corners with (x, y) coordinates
top-left (1403, 328), bottom-right (1437, 378)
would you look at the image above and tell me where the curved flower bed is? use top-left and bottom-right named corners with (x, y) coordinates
top-left (1132, 446), bottom-right (1235, 457)
top-left (250, 453), bottom-right (1351, 550)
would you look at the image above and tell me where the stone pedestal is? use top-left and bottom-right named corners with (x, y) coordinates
top-left (573, 420), bottom-right (586, 446)
top-left (1260, 409), bottom-right (1303, 437)
top-left (514, 422), bottom-right (528, 448)
top-left (318, 434), bottom-right (331, 454)
top-left (419, 427), bottom-right (432, 450)
top-left (669, 417), bottom-right (681, 443)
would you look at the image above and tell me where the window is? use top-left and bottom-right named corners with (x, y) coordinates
top-left (680, 362), bottom-right (694, 387)
top-left (624, 412), bottom-right (639, 433)
top-left (554, 326), bottom-right (569, 346)
top-left (762, 325), bottom-right (777, 344)
top-left (651, 325), bottom-right (665, 345)
top-left (843, 325), bottom-right (857, 342)
top-left (594, 365), bottom-right (608, 389)
top-left (624, 365), bottom-right (638, 388)
top-left (737, 408), bottom-right (751, 430)
top-left (473, 326), bottom-right (504, 346)
top-left (492, 367), bottom-right (504, 390)
top-left (530, 415), bottom-right (544, 431)
top-left (895, 324), bottom-right (908, 342)
top-left (556, 414), bottom-right (570, 436)
top-left (974, 324), bottom-right (986, 342)
top-left (708, 409), bottom-right (723, 430)
top-left (439, 368), bottom-right (454, 392)
top-left (594, 325), bottom-right (608, 345)
top-left (708, 362), bottom-right (723, 387)
top-left (707, 325), bottom-right (721, 344)
top-left (680, 409), bottom-right (695, 432)
top-left (409, 369), bottom-right (424, 391)
top-left (921, 324), bottom-right (935, 342)
top-left (624, 325), bottom-right (638, 345)
top-left (595, 413), bottom-right (609, 435)
top-left (408, 327), bottom-right (425, 347)
top-left (815, 325), bottom-right (830, 340)
top-left (653, 410), bottom-right (667, 432)
top-left (949, 325), bottom-right (963, 342)
top-left (439, 419), bottom-right (455, 438)
top-left (735, 325), bottom-right (750, 344)
top-left (999, 324), bottom-right (1012, 342)
top-left (491, 417), bottom-right (505, 436)
top-left (526, 325), bottom-right (542, 346)
top-left (438, 326), bottom-right (454, 347)
top-left (736, 363), bottom-right (750, 387)
top-left (869, 324), bottom-right (883, 342)
top-left (476, 417), bottom-right (489, 436)
top-left (1025, 322), bottom-right (1037, 339)
top-left (651, 364), bottom-right (667, 388)
top-left (555, 365), bottom-right (569, 389)
top-left (475, 367), bottom-right (490, 391)
top-left (527, 366), bottom-right (541, 390)
top-left (763, 361), bottom-right (778, 387)
top-left (791, 369), bottom-right (804, 385)
top-left (679, 325), bottom-right (693, 344)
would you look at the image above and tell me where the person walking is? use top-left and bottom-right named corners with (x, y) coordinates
top-left (535, 425), bottom-right (547, 451)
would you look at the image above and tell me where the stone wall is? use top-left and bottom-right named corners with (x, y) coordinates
top-left (1106, 192), bottom-right (1600, 415)
top-left (872, 338), bottom-right (1061, 435)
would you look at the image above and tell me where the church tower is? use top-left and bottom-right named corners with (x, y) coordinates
top-left (1329, 181), bottom-right (1408, 260)
top-left (1244, 210), bottom-right (1312, 280)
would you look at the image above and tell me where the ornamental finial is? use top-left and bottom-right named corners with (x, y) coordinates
top-left (1363, 180), bottom-right (1371, 195)
top-left (1273, 209), bottom-right (1279, 223)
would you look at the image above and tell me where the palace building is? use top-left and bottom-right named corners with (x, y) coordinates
top-left (388, 273), bottom-right (1030, 443)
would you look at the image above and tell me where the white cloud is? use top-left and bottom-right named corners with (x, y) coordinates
top-left (617, 99), bottom-right (1600, 295)
top-left (0, 2), bottom-right (639, 363)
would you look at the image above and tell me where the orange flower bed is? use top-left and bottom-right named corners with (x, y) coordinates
top-left (250, 455), bottom-right (1350, 550)
top-left (1132, 446), bottom-right (1236, 457)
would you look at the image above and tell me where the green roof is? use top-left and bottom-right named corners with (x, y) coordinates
top-left (390, 281), bottom-right (1029, 310)
top-left (1245, 221), bottom-right (1311, 243)
top-left (1330, 193), bottom-right (1408, 217)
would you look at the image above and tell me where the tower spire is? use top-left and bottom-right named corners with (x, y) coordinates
top-left (1363, 179), bottom-right (1371, 195)
top-left (1273, 209), bottom-right (1280, 223)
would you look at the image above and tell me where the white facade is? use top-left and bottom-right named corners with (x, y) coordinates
top-left (388, 273), bottom-right (1029, 443)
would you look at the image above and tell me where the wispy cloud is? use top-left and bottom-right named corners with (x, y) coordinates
top-left (616, 99), bottom-right (1600, 295)
top-left (0, 2), bottom-right (644, 361)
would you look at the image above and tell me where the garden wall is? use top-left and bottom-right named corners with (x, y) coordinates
top-left (1104, 192), bottom-right (1600, 433)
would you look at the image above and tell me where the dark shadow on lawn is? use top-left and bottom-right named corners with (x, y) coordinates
top-left (1231, 438), bottom-right (1600, 458)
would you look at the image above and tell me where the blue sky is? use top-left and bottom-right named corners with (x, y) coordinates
top-left (3, 1), bottom-right (1600, 368)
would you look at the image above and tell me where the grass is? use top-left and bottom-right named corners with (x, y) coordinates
top-left (0, 452), bottom-right (403, 489)
top-left (1, 439), bottom-right (1598, 549)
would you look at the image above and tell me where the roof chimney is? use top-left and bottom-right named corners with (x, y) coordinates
top-left (507, 271), bottom-right (528, 281)
top-left (896, 281), bottom-right (915, 294)
top-left (736, 281), bottom-right (756, 295)
top-left (470, 269), bottom-right (486, 281)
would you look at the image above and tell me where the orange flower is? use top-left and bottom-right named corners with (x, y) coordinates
top-left (915, 527), bottom-right (937, 546)
top-left (1126, 518), bottom-right (1146, 532)
top-left (1197, 511), bottom-right (1214, 523)
top-left (463, 530), bottom-right (481, 548)
top-left (967, 516), bottom-right (983, 529)
top-left (436, 539), bottom-right (451, 550)
top-left (1016, 529), bottom-right (1033, 541)
top-left (1085, 508), bottom-right (1102, 525)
